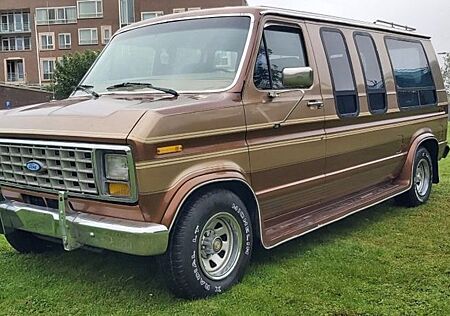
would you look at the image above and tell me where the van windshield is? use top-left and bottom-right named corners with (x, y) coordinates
top-left (77, 16), bottom-right (251, 95)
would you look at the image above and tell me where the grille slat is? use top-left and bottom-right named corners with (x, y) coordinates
top-left (0, 142), bottom-right (98, 195)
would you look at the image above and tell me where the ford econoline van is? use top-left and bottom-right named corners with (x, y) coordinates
top-left (0, 6), bottom-right (448, 298)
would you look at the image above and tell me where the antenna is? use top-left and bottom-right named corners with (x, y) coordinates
top-left (374, 20), bottom-right (416, 32)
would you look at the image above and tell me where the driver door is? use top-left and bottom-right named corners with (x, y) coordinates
top-left (243, 19), bottom-right (326, 225)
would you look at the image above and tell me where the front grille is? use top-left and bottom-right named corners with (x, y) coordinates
top-left (0, 141), bottom-right (97, 195)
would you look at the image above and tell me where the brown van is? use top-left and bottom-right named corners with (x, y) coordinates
top-left (0, 6), bottom-right (448, 298)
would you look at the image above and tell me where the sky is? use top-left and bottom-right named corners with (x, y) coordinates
top-left (248, 0), bottom-right (450, 65)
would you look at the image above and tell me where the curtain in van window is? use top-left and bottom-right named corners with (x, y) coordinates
top-left (386, 39), bottom-right (436, 107)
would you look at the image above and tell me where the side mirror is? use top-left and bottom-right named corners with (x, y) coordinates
top-left (282, 67), bottom-right (314, 89)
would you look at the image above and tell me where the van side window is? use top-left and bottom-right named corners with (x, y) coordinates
top-left (253, 25), bottom-right (308, 90)
top-left (385, 38), bottom-right (436, 108)
top-left (354, 33), bottom-right (387, 113)
top-left (253, 37), bottom-right (271, 90)
top-left (321, 29), bottom-right (359, 117)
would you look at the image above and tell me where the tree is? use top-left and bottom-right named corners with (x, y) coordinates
top-left (52, 50), bottom-right (100, 100)
top-left (441, 53), bottom-right (450, 95)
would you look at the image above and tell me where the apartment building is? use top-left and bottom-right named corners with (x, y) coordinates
top-left (0, 0), bottom-right (246, 86)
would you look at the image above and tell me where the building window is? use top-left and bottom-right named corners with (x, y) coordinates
top-left (0, 12), bottom-right (30, 33)
top-left (101, 25), bottom-right (112, 44)
top-left (78, 28), bottom-right (98, 45)
top-left (1, 36), bottom-right (31, 51)
top-left (58, 33), bottom-right (71, 49)
top-left (5, 58), bottom-right (25, 82)
top-left (77, 0), bottom-right (103, 19)
top-left (187, 7), bottom-right (201, 11)
top-left (41, 58), bottom-right (56, 81)
top-left (173, 8), bottom-right (186, 14)
top-left (119, 0), bottom-right (135, 27)
top-left (354, 33), bottom-right (387, 113)
top-left (36, 7), bottom-right (76, 25)
top-left (141, 11), bottom-right (164, 21)
top-left (386, 38), bottom-right (436, 108)
top-left (39, 32), bottom-right (55, 50)
top-left (321, 29), bottom-right (359, 117)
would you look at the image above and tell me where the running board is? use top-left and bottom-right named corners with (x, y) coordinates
top-left (263, 182), bottom-right (408, 248)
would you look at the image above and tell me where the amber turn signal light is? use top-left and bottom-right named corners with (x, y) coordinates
top-left (157, 145), bottom-right (183, 155)
top-left (108, 182), bottom-right (130, 197)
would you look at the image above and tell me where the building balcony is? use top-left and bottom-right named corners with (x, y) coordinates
top-left (0, 23), bottom-right (31, 34)
top-left (6, 73), bottom-right (25, 83)
top-left (0, 47), bottom-right (31, 53)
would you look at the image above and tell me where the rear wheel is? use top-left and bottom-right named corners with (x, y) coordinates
top-left (396, 147), bottom-right (433, 207)
top-left (5, 229), bottom-right (57, 254)
top-left (162, 189), bottom-right (253, 298)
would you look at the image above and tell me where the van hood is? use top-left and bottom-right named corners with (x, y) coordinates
top-left (0, 95), bottom-right (197, 143)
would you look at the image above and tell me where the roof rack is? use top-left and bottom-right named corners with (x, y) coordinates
top-left (373, 20), bottom-right (416, 32)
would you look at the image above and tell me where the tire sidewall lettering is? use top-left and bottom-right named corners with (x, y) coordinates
top-left (232, 202), bottom-right (252, 256)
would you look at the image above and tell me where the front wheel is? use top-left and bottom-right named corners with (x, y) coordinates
top-left (396, 147), bottom-right (433, 207)
top-left (162, 189), bottom-right (253, 298)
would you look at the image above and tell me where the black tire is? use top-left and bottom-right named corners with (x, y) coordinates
top-left (162, 189), bottom-right (253, 299)
top-left (5, 229), bottom-right (57, 254)
top-left (395, 147), bottom-right (433, 207)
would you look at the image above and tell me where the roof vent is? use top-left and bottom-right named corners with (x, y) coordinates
top-left (373, 20), bottom-right (416, 32)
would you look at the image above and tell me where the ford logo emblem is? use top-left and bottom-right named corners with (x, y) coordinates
top-left (25, 160), bottom-right (46, 173)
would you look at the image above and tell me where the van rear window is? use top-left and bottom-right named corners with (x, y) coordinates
top-left (385, 38), bottom-right (436, 108)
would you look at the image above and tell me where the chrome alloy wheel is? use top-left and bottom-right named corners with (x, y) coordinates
top-left (415, 158), bottom-right (431, 200)
top-left (198, 212), bottom-right (243, 281)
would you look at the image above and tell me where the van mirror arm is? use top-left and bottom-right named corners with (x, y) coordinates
top-left (272, 89), bottom-right (305, 129)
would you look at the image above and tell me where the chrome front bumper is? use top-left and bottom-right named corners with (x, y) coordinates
top-left (0, 192), bottom-right (169, 256)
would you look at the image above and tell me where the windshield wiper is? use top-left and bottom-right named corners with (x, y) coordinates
top-left (106, 82), bottom-right (179, 97)
top-left (74, 84), bottom-right (100, 99)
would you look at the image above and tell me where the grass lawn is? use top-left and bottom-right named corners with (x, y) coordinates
top-left (1, 130), bottom-right (449, 315)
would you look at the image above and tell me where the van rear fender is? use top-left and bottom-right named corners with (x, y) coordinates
top-left (397, 132), bottom-right (439, 187)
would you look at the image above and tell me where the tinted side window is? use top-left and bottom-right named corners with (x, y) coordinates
top-left (385, 38), bottom-right (436, 107)
top-left (321, 29), bottom-right (359, 116)
top-left (354, 33), bottom-right (387, 113)
top-left (253, 37), bottom-right (271, 89)
top-left (253, 25), bottom-right (307, 90)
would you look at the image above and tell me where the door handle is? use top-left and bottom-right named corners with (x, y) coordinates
top-left (307, 100), bottom-right (324, 110)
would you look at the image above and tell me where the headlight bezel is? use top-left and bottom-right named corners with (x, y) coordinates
top-left (94, 147), bottom-right (138, 202)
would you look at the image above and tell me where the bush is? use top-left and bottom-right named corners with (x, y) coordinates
top-left (53, 50), bottom-right (100, 100)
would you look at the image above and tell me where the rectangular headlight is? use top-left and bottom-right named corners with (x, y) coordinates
top-left (105, 154), bottom-right (129, 181)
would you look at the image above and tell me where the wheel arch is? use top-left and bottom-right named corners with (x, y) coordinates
top-left (162, 175), bottom-right (264, 247)
top-left (398, 132), bottom-right (440, 187)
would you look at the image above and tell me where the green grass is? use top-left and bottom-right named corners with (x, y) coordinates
top-left (1, 132), bottom-right (449, 316)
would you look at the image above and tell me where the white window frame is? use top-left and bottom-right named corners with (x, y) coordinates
top-left (187, 7), bottom-right (201, 11)
top-left (1, 36), bottom-right (31, 52)
top-left (58, 33), bottom-right (71, 49)
top-left (35, 7), bottom-right (76, 25)
top-left (78, 28), bottom-right (98, 45)
top-left (172, 8), bottom-right (186, 14)
top-left (0, 12), bottom-right (30, 32)
top-left (100, 25), bottom-right (112, 44)
top-left (77, 0), bottom-right (103, 19)
top-left (39, 32), bottom-right (55, 51)
top-left (140, 11), bottom-right (164, 21)
top-left (4, 57), bottom-right (26, 83)
top-left (41, 58), bottom-right (56, 81)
